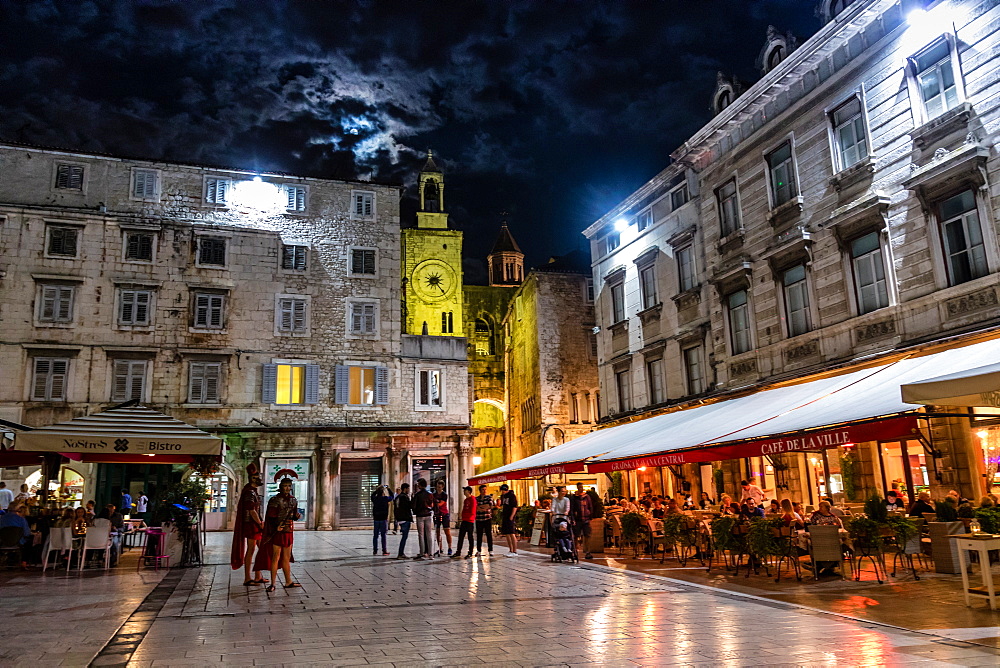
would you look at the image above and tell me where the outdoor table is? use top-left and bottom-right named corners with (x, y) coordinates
top-left (951, 534), bottom-right (1000, 610)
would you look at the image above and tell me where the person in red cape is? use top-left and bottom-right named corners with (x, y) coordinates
top-left (254, 474), bottom-right (302, 592)
top-left (231, 463), bottom-right (266, 586)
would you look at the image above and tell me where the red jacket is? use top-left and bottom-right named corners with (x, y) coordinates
top-left (461, 495), bottom-right (477, 523)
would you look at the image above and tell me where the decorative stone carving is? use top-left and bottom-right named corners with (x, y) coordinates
top-left (855, 318), bottom-right (896, 343)
top-left (946, 288), bottom-right (998, 318)
top-left (784, 339), bottom-right (819, 363)
top-left (729, 358), bottom-right (757, 378)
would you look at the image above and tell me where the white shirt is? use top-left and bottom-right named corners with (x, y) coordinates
top-left (0, 488), bottom-right (13, 510)
top-left (550, 496), bottom-right (571, 520)
top-left (741, 485), bottom-right (766, 504)
top-left (136, 495), bottom-right (148, 513)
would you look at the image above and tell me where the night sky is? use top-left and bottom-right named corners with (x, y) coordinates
top-left (0, 0), bottom-right (819, 283)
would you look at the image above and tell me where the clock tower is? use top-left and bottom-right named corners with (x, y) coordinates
top-left (403, 152), bottom-right (465, 336)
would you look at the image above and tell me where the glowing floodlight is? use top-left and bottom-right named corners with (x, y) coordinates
top-left (614, 218), bottom-right (630, 232)
top-left (637, 466), bottom-right (647, 471)
top-left (229, 177), bottom-right (285, 213)
top-left (472, 456), bottom-right (483, 466)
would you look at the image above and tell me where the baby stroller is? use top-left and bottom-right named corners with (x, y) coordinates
top-left (548, 516), bottom-right (578, 563)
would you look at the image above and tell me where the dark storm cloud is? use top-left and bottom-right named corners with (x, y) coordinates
top-left (0, 0), bottom-right (818, 269)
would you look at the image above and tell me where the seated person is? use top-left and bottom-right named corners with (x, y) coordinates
top-left (698, 492), bottom-right (714, 510)
top-left (885, 491), bottom-right (905, 512)
top-left (100, 504), bottom-right (125, 530)
top-left (650, 498), bottom-right (665, 519)
top-left (908, 491), bottom-right (935, 517)
top-left (0, 504), bottom-right (33, 568)
top-left (809, 501), bottom-right (843, 528)
top-left (766, 500), bottom-right (781, 516)
top-left (779, 498), bottom-right (804, 529)
top-left (54, 508), bottom-right (75, 528)
top-left (979, 496), bottom-right (995, 509)
top-left (739, 499), bottom-right (764, 520)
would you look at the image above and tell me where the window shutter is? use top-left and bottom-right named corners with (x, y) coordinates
top-left (210, 295), bottom-right (223, 327)
top-left (49, 359), bottom-right (67, 400)
top-left (206, 179), bottom-right (217, 203)
top-left (217, 180), bottom-right (228, 203)
top-left (351, 304), bottom-right (362, 332)
top-left (364, 250), bottom-right (375, 274)
top-left (351, 250), bottom-right (362, 274)
top-left (112, 360), bottom-right (130, 401)
top-left (261, 363), bottom-right (278, 404)
top-left (375, 366), bottom-right (389, 405)
top-left (128, 361), bottom-right (145, 400)
top-left (57, 287), bottom-right (73, 321)
top-left (293, 299), bottom-right (306, 331)
top-left (304, 364), bottom-right (320, 404)
top-left (195, 294), bottom-right (210, 326)
top-left (135, 291), bottom-right (150, 324)
top-left (282, 245), bottom-right (293, 269)
top-left (279, 299), bottom-right (293, 330)
top-left (188, 362), bottom-right (204, 403)
top-left (334, 365), bottom-right (350, 404)
top-left (32, 359), bottom-right (50, 400)
top-left (41, 286), bottom-right (57, 320)
top-left (204, 363), bottom-right (220, 403)
top-left (121, 291), bottom-right (134, 323)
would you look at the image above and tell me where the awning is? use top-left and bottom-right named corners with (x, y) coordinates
top-left (12, 405), bottom-right (223, 459)
top-left (900, 361), bottom-right (1000, 407)
top-left (471, 336), bottom-right (1000, 481)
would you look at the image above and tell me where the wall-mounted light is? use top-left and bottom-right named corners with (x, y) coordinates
top-left (637, 466), bottom-right (647, 471)
top-left (614, 218), bottom-right (630, 232)
top-left (472, 456), bottom-right (483, 466)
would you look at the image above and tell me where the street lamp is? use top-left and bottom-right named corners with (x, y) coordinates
top-left (472, 456), bottom-right (482, 466)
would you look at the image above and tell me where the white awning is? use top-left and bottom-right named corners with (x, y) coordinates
top-left (13, 405), bottom-right (223, 457)
top-left (900, 361), bottom-right (1000, 407)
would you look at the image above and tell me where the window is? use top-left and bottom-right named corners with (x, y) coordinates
top-left (939, 189), bottom-right (988, 285)
top-left (132, 169), bottom-right (158, 198)
top-left (604, 231), bottom-right (620, 255)
top-left (119, 289), bottom-right (153, 326)
top-left (193, 293), bottom-right (225, 329)
top-left (47, 225), bottom-right (79, 257)
top-left (281, 244), bottom-right (308, 270)
top-left (350, 301), bottom-right (377, 334)
top-left (350, 248), bottom-right (376, 275)
top-left (637, 210), bottom-right (653, 232)
top-left (474, 319), bottom-right (495, 356)
top-left (727, 289), bottom-right (752, 354)
top-left (277, 297), bottom-right (308, 333)
top-left (38, 285), bottom-right (75, 323)
top-left (111, 360), bottom-right (147, 401)
top-left (615, 369), bottom-right (631, 412)
top-left (670, 183), bottom-right (689, 210)
top-left (646, 359), bottom-right (665, 405)
top-left (441, 311), bottom-right (454, 334)
top-left (585, 277), bottom-right (594, 303)
top-left (850, 232), bottom-right (889, 314)
top-left (830, 97), bottom-right (869, 171)
top-left (639, 264), bottom-right (657, 310)
top-left (717, 179), bottom-right (740, 236)
top-left (124, 231), bottom-right (155, 261)
top-left (417, 369), bottom-right (443, 409)
top-left (262, 363), bottom-right (320, 405)
top-left (767, 142), bottom-right (797, 207)
top-left (188, 362), bottom-right (222, 404)
top-left (334, 365), bottom-right (389, 406)
top-left (55, 164), bottom-right (84, 190)
top-left (197, 236), bottom-right (226, 266)
top-left (285, 186), bottom-right (306, 212)
top-left (912, 38), bottom-right (960, 119)
top-left (683, 346), bottom-right (704, 395)
top-left (589, 331), bottom-right (598, 359)
top-left (781, 265), bottom-right (811, 337)
top-left (570, 393), bottom-right (579, 424)
top-left (677, 245), bottom-right (696, 292)
top-left (353, 191), bottom-right (374, 217)
top-left (31, 358), bottom-right (68, 401)
top-left (205, 178), bottom-right (230, 204)
top-left (581, 391), bottom-right (592, 423)
top-left (610, 281), bottom-right (625, 323)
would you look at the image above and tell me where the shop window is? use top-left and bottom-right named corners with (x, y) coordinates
top-left (938, 189), bottom-right (988, 286)
top-left (262, 363), bottom-right (320, 405)
top-left (781, 264), bottom-right (811, 337)
top-left (877, 440), bottom-right (930, 499)
top-left (334, 364), bottom-right (389, 406)
top-left (850, 232), bottom-right (890, 314)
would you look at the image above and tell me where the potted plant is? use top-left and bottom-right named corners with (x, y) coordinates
top-left (515, 505), bottom-right (535, 538)
top-left (957, 502), bottom-right (976, 529)
top-left (746, 517), bottom-right (783, 562)
top-left (619, 511), bottom-right (644, 548)
top-left (928, 500), bottom-right (965, 574)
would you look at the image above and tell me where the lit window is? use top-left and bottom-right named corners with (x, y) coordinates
top-left (285, 186), bottom-right (306, 211)
top-left (263, 363), bottom-right (319, 405)
top-left (939, 189), bottom-right (988, 286)
top-left (646, 359), bottom-right (665, 405)
top-left (194, 293), bottom-right (225, 329)
top-left (610, 281), bottom-right (625, 323)
top-left (55, 164), bottom-right (84, 190)
top-left (31, 358), bottom-right (68, 401)
top-left (781, 265), bottom-right (811, 337)
top-left (119, 289), bottom-right (153, 326)
top-left (615, 369), bottom-right (631, 412)
top-left (830, 97), bottom-right (869, 171)
top-left (727, 289), bottom-right (752, 355)
top-left (350, 248), bottom-right (376, 275)
top-left (281, 244), bottom-right (308, 270)
top-left (111, 360), bottom-right (147, 401)
top-left (677, 245), bottom-right (696, 292)
top-left (850, 232), bottom-right (889, 314)
top-left (717, 179), bottom-right (740, 236)
top-left (353, 192), bottom-right (375, 217)
top-left (188, 362), bottom-right (222, 404)
top-left (417, 369), bottom-right (443, 408)
top-left (351, 367), bottom-right (376, 405)
top-left (197, 237), bottom-right (226, 266)
top-left (912, 39), bottom-right (960, 119)
top-left (125, 231), bottom-right (155, 261)
top-left (133, 169), bottom-right (159, 198)
top-left (683, 346), bottom-right (704, 395)
top-left (38, 284), bottom-right (75, 323)
top-left (767, 142), bottom-right (797, 208)
top-left (205, 178), bottom-right (230, 204)
top-left (640, 265), bottom-right (657, 310)
top-left (277, 297), bottom-right (308, 333)
top-left (47, 225), bottom-right (79, 257)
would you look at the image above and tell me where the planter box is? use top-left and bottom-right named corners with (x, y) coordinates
top-left (928, 521), bottom-right (965, 574)
top-left (586, 518), bottom-right (605, 554)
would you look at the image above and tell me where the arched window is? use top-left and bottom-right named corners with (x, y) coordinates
top-left (423, 180), bottom-right (440, 212)
top-left (474, 318), bottom-right (495, 356)
top-left (767, 45), bottom-right (785, 71)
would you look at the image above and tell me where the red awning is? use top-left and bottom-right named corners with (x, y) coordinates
top-left (469, 461), bottom-right (585, 485)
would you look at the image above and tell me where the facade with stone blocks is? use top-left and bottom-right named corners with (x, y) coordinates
top-left (0, 143), bottom-right (473, 529)
top-left (585, 0), bottom-right (1000, 505)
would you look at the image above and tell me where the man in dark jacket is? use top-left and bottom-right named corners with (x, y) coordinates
top-left (371, 485), bottom-right (393, 555)
top-left (571, 483), bottom-right (594, 559)
top-left (393, 483), bottom-right (413, 559)
top-left (411, 478), bottom-right (435, 560)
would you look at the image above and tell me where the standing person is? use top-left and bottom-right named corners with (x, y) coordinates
top-left (371, 485), bottom-right (393, 556)
top-left (120, 489), bottom-right (133, 516)
top-left (571, 482), bottom-right (594, 560)
top-left (255, 477), bottom-right (302, 592)
top-left (0, 482), bottom-right (13, 511)
top-left (740, 480), bottom-right (766, 505)
top-left (433, 479), bottom-right (453, 556)
top-left (393, 483), bottom-right (413, 559)
top-left (135, 490), bottom-right (149, 523)
top-left (12, 484), bottom-right (32, 506)
top-left (474, 484), bottom-right (495, 557)
top-left (498, 484), bottom-right (519, 557)
top-left (411, 478), bottom-right (435, 560)
top-left (230, 464), bottom-right (266, 586)
top-left (451, 486), bottom-right (477, 559)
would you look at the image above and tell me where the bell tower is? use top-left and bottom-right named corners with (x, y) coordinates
top-left (402, 151), bottom-right (465, 336)
top-left (487, 220), bottom-right (524, 287)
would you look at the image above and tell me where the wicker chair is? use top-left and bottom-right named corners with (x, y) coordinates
top-left (807, 524), bottom-right (847, 580)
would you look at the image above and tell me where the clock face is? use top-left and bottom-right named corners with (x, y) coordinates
top-left (412, 260), bottom-right (456, 301)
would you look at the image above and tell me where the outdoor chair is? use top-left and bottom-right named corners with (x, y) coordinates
top-left (888, 518), bottom-right (924, 580)
top-left (138, 527), bottom-right (170, 571)
top-left (607, 514), bottom-right (622, 550)
top-left (673, 518), bottom-right (703, 567)
top-left (772, 525), bottom-right (802, 583)
top-left (647, 520), bottom-right (669, 561)
top-left (731, 523), bottom-right (755, 577)
top-left (0, 526), bottom-right (24, 569)
top-left (807, 525), bottom-right (846, 580)
top-left (850, 529), bottom-right (886, 584)
top-left (79, 519), bottom-right (113, 572)
top-left (42, 527), bottom-right (75, 573)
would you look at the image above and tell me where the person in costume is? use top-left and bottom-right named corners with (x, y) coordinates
top-left (255, 473), bottom-right (302, 592)
top-left (230, 463), bottom-right (266, 586)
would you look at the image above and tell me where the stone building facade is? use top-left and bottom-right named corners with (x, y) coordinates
top-left (585, 0), bottom-right (1000, 503)
top-left (0, 143), bottom-right (473, 528)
